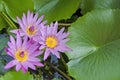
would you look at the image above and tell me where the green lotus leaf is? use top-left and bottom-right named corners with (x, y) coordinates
top-left (33, 0), bottom-right (81, 23)
top-left (0, 71), bottom-right (33, 80)
top-left (67, 9), bottom-right (120, 80)
top-left (80, 0), bottom-right (120, 14)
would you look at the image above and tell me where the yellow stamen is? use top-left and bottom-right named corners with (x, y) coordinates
top-left (15, 50), bottom-right (28, 62)
top-left (45, 36), bottom-right (58, 48)
top-left (26, 26), bottom-right (36, 35)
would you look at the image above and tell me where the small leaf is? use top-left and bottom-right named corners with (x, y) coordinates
top-left (80, 0), bottom-right (120, 14)
top-left (33, 0), bottom-right (81, 23)
top-left (67, 9), bottom-right (120, 80)
top-left (0, 71), bottom-right (33, 80)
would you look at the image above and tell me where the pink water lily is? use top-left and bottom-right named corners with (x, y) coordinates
top-left (4, 34), bottom-right (43, 73)
top-left (11, 10), bottom-right (47, 38)
top-left (34, 22), bottom-right (71, 60)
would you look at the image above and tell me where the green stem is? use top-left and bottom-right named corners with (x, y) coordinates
top-left (46, 62), bottom-right (72, 80)
top-left (60, 55), bottom-right (68, 70)
top-left (0, 11), bottom-right (17, 28)
top-left (58, 23), bottom-right (71, 27)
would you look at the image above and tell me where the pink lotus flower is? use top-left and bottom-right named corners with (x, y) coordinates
top-left (35, 22), bottom-right (71, 60)
top-left (11, 10), bottom-right (47, 38)
top-left (4, 34), bottom-right (43, 73)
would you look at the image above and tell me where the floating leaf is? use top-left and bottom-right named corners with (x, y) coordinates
top-left (0, 57), bottom-right (8, 76)
top-left (33, 0), bottom-right (81, 23)
top-left (0, 1), bottom-right (8, 30)
top-left (0, 0), bottom-right (3, 11)
top-left (0, 71), bottom-right (33, 80)
top-left (67, 9), bottom-right (120, 80)
top-left (0, 14), bottom-right (8, 30)
top-left (80, 0), bottom-right (120, 14)
top-left (0, 34), bottom-right (8, 50)
top-left (2, 0), bottom-right (34, 22)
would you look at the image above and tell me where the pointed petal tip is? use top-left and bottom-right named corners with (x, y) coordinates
top-left (44, 56), bottom-right (47, 61)
top-left (27, 9), bottom-right (30, 12)
top-left (55, 21), bottom-right (58, 25)
top-left (4, 47), bottom-right (9, 53)
top-left (4, 65), bottom-right (9, 69)
top-left (41, 15), bottom-right (44, 19)
top-left (65, 47), bottom-right (72, 52)
top-left (16, 63), bottom-right (21, 71)
top-left (43, 20), bottom-right (47, 25)
top-left (16, 16), bottom-right (20, 20)
top-left (40, 63), bottom-right (44, 67)
top-left (21, 67), bottom-right (27, 73)
top-left (22, 69), bottom-right (27, 73)
top-left (10, 29), bottom-right (19, 34)
top-left (44, 49), bottom-right (50, 60)
top-left (36, 62), bottom-right (44, 67)
top-left (55, 53), bottom-right (60, 59)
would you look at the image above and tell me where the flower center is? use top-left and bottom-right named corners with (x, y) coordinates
top-left (45, 36), bottom-right (58, 48)
top-left (15, 50), bottom-right (28, 62)
top-left (26, 25), bottom-right (36, 35)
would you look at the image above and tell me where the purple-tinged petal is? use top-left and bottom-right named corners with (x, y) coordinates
top-left (36, 15), bottom-right (44, 25)
top-left (52, 21), bottom-right (58, 34)
top-left (28, 57), bottom-right (40, 62)
top-left (39, 45), bottom-right (46, 50)
top-left (10, 35), bottom-right (15, 45)
top-left (33, 13), bottom-right (38, 22)
top-left (57, 27), bottom-right (65, 36)
top-left (22, 62), bottom-right (28, 70)
top-left (19, 29), bottom-right (26, 36)
top-left (4, 60), bottom-right (18, 69)
top-left (21, 65), bottom-right (27, 73)
top-left (50, 22), bottom-right (53, 27)
top-left (17, 17), bottom-right (25, 30)
top-left (28, 44), bottom-right (39, 53)
top-left (62, 32), bottom-right (70, 39)
top-left (58, 44), bottom-right (72, 52)
top-left (64, 46), bottom-right (72, 51)
top-left (28, 45), bottom-right (39, 52)
top-left (49, 49), bottom-right (55, 55)
top-left (39, 41), bottom-right (45, 45)
top-left (50, 49), bottom-right (60, 58)
top-left (33, 35), bottom-right (41, 42)
top-left (31, 51), bottom-right (43, 57)
top-left (47, 26), bottom-right (50, 35)
top-left (28, 12), bottom-right (33, 24)
top-left (39, 35), bottom-right (45, 41)
top-left (27, 10), bottom-right (31, 25)
top-left (40, 25), bottom-right (47, 38)
top-left (44, 48), bottom-right (50, 60)
top-left (10, 29), bottom-right (19, 34)
top-left (24, 61), bottom-right (36, 70)
top-left (16, 63), bottom-right (21, 71)
top-left (7, 42), bottom-right (16, 51)
top-left (62, 38), bottom-right (70, 43)
top-left (16, 33), bottom-right (22, 49)
top-left (41, 20), bottom-right (47, 25)
top-left (32, 62), bottom-right (44, 67)
top-left (5, 48), bottom-right (14, 57)
top-left (22, 13), bottom-right (27, 27)
top-left (24, 38), bottom-right (34, 49)
top-left (22, 36), bottom-right (28, 48)
top-left (11, 29), bottom-right (26, 37)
